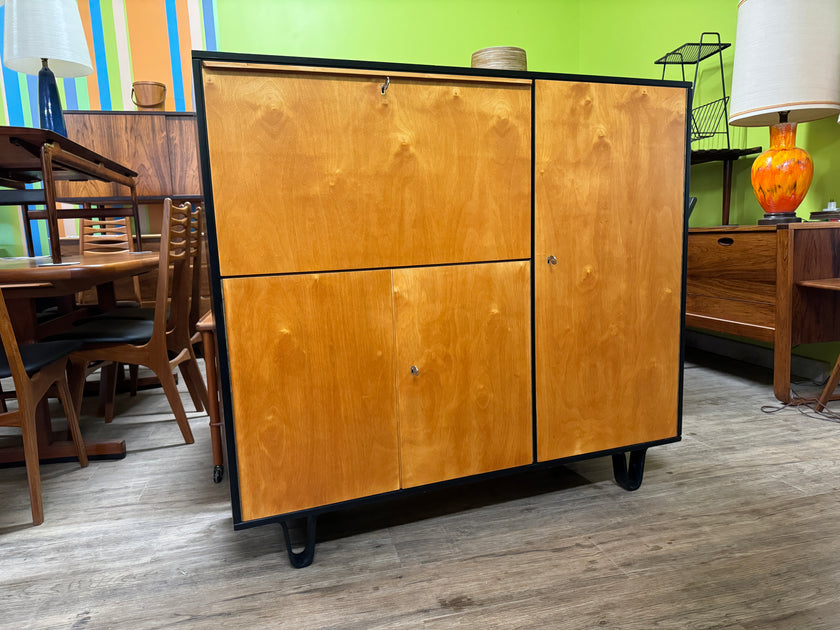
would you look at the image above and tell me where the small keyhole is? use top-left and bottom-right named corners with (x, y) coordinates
top-left (547, 255), bottom-right (558, 265)
top-left (410, 365), bottom-right (419, 376)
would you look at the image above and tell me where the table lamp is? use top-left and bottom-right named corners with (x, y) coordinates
top-left (2, 0), bottom-right (93, 136)
top-left (728, 0), bottom-right (840, 225)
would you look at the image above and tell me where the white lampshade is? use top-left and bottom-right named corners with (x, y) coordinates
top-left (729, 0), bottom-right (840, 127)
top-left (2, 0), bottom-right (92, 78)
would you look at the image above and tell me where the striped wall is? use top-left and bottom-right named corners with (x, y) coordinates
top-left (0, 0), bottom-right (219, 256)
top-left (0, 0), bottom-right (220, 123)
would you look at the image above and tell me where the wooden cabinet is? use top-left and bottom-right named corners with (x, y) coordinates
top-left (195, 53), bottom-right (688, 565)
top-left (686, 224), bottom-right (840, 403)
top-left (55, 110), bottom-right (201, 201)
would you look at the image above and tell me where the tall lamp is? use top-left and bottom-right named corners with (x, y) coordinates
top-left (729, 0), bottom-right (840, 225)
top-left (2, 0), bottom-right (93, 136)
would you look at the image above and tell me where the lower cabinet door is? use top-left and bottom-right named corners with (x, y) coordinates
top-left (393, 261), bottom-right (533, 487)
top-left (222, 270), bottom-right (400, 521)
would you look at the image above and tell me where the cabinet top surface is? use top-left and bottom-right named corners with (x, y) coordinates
top-left (63, 110), bottom-right (196, 118)
top-left (689, 223), bottom-right (840, 234)
top-left (193, 50), bottom-right (691, 90)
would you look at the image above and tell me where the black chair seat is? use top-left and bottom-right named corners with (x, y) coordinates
top-left (46, 319), bottom-right (155, 346)
top-left (0, 340), bottom-right (82, 378)
top-left (73, 306), bottom-right (157, 325)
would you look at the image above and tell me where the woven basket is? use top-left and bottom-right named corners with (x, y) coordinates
top-left (470, 46), bottom-right (527, 71)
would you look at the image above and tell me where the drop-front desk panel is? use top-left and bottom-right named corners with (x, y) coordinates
top-left (686, 223), bottom-right (840, 403)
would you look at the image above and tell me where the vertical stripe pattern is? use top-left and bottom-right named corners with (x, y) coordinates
top-left (0, 0), bottom-right (217, 257)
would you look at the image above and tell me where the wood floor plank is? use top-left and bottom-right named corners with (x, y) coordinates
top-left (2, 351), bottom-right (840, 628)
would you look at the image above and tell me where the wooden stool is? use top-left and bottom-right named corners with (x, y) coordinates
top-left (196, 311), bottom-right (224, 482)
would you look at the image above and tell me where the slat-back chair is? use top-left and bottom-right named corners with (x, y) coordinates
top-left (49, 200), bottom-right (200, 444)
top-left (78, 217), bottom-right (142, 305)
top-left (0, 287), bottom-right (88, 525)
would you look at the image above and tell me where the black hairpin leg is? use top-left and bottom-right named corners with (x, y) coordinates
top-left (612, 448), bottom-right (647, 491)
top-left (213, 465), bottom-right (224, 483)
top-left (280, 515), bottom-right (318, 568)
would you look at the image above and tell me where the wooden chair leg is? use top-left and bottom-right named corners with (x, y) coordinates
top-left (128, 364), bottom-right (139, 396)
top-left (155, 367), bottom-right (195, 444)
top-left (202, 330), bottom-right (224, 482)
top-left (97, 362), bottom-right (119, 422)
top-left (817, 354), bottom-right (840, 411)
top-left (56, 374), bottom-right (88, 468)
top-left (19, 411), bottom-right (44, 525)
top-left (179, 357), bottom-right (209, 413)
top-left (67, 358), bottom-right (89, 420)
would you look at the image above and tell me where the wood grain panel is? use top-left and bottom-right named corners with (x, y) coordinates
top-left (57, 113), bottom-right (171, 198)
top-left (166, 115), bottom-right (201, 195)
top-left (202, 66), bottom-right (531, 276)
top-left (393, 261), bottom-right (532, 487)
top-left (789, 226), bottom-right (840, 344)
top-left (534, 80), bottom-right (686, 461)
top-left (685, 295), bottom-right (775, 340)
top-left (222, 271), bottom-right (399, 520)
top-left (687, 232), bottom-right (776, 302)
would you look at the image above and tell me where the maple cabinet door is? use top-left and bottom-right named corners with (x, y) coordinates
top-left (222, 270), bottom-right (400, 521)
top-left (534, 80), bottom-right (687, 461)
top-left (394, 261), bottom-right (533, 487)
top-left (202, 65), bottom-right (531, 276)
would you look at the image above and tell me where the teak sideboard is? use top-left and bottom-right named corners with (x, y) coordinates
top-left (193, 52), bottom-right (690, 567)
top-left (55, 110), bottom-right (201, 203)
top-left (686, 223), bottom-right (840, 403)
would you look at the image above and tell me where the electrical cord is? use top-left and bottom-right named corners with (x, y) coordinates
top-left (760, 386), bottom-right (840, 423)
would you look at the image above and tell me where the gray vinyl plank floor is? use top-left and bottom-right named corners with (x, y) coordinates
top-left (2, 352), bottom-right (840, 629)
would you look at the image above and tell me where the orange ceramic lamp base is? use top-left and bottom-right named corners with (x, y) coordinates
top-left (751, 122), bottom-right (813, 225)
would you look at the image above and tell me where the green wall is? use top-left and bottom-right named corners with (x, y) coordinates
top-left (212, 0), bottom-right (840, 366)
top-left (215, 0), bottom-right (839, 228)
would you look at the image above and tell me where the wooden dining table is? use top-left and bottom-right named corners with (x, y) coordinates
top-left (0, 250), bottom-right (159, 463)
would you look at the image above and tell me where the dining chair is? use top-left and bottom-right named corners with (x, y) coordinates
top-left (79, 216), bottom-right (143, 405)
top-left (77, 216), bottom-right (143, 307)
top-left (48, 199), bottom-right (203, 444)
top-left (75, 204), bottom-right (209, 419)
top-left (189, 205), bottom-right (207, 338)
top-left (196, 310), bottom-right (224, 483)
top-left (0, 287), bottom-right (88, 525)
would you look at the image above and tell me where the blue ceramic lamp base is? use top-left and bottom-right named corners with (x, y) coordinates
top-left (38, 59), bottom-right (66, 136)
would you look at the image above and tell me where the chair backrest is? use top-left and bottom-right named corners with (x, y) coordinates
top-left (79, 217), bottom-right (141, 304)
top-left (188, 205), bottom-right (205, 334)
top-left (79, 217), bottom-right (135, 254)
top-left (0, 287), bottom-right (33, 410)
top-left (156, 199), bottom-right (193, 344)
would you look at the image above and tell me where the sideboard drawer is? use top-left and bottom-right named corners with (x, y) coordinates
top-left (687, 232), bottom-right (777, 303)
top-left (685, 293), bottom-right (775, 340)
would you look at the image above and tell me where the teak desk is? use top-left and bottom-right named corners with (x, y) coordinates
top-left (0, 126), bottom-right (140, 262)
top-left (686, 223), bottom-right (840, 403)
